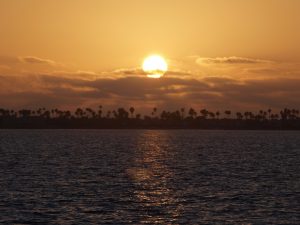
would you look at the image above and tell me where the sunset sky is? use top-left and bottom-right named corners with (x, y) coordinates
top-left (1, 0), bottom-right (300, 113)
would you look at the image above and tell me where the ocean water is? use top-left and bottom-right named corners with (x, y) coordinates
top-left (0, 130), bottom-right (299, 224)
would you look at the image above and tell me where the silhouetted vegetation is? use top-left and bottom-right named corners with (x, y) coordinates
top-left (0, 107), bottom-right (300, 129)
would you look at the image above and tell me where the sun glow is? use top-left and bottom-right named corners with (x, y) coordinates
top-left (142, 55), bottom-right (168, 78)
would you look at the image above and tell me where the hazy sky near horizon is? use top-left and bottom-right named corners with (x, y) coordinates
top-left (1, 0), bottom-right (300, 112)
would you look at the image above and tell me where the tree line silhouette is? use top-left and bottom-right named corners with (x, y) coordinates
top-left (0, 106), bottom-right (300, 129)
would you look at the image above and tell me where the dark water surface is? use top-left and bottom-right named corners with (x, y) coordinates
top-left (0, 130), bottom-right (299, 224)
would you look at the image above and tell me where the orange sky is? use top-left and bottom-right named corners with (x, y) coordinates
top-left (1, 0), bottom-right (300, 112)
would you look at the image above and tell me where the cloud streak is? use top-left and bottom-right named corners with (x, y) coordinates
top-left (20, 56), bottom-right (56, 65)
top-left (196, 56), bottom-right (272, 65)
top-left (110, 68), bottom-right (193, 78)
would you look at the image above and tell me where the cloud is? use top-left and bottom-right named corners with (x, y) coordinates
top-left (20, 56), bottom-right (56, 65)
top-left (1, 71), bottom-right (300, 112)
top-left (1, 53), bottom-right (298, 112)
top-left (111, 68), bottom-right (144, 76)
top-left (196, 56), bottom-right (272, 65)
top-left (48, 70), bottom-right (100, 80)
top-left (0, 55), bottom-right (56, 65)
top-left (110, 67), bottom-right (193, 79)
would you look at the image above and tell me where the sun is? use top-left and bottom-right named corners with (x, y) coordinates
top-left (142, 55), bottom-right (168, 78)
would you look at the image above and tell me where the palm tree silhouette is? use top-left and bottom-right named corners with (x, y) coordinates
top-left (106, 110), bottom-right (111, 119)
top-left (216, 111), bottom-right (220, 119)
top-left (98, 105), bottom-right (103, 118)
top-left (200, 109), bottom-right (208, 119)
top-left (188, 108), bottom-right (197, 118)
top-left (224, 110), bottom-right (231, 119)
top-left (75, 108), bottom-right (84, 118)
top-left (1, 106), bottom-right (300, 129)
top-left (236, 112), bottom-right (243, 120)
top-left (129, 107), bottom-right (135, 118)
top-left (180, 108), bottom-right (185, 119)
top-left (152, 107), bottom-right (157, 118)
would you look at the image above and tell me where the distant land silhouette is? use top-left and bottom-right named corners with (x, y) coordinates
top-left (0, 107), bottom-right (300, 129)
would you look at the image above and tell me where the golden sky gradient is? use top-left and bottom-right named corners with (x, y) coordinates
top-left (1, 0), bottom-right (300, 112)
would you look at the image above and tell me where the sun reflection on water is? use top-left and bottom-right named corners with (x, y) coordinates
top-left (126, 131), bottom-right (182, 223)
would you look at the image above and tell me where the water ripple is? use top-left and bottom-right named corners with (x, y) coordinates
top-left (0, 130), bottom-right (299, 224)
